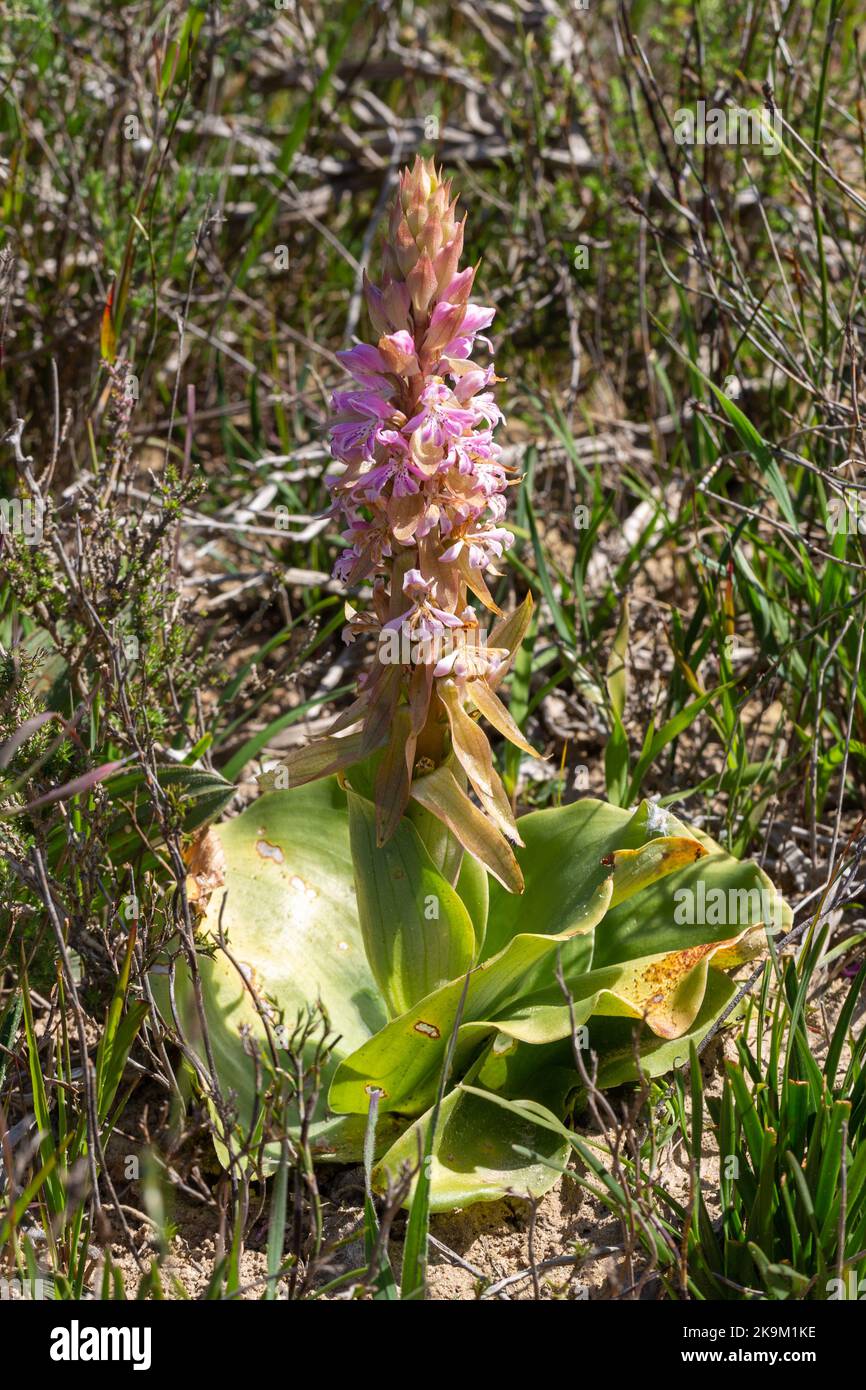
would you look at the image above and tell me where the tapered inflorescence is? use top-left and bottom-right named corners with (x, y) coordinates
top-left (264, 158), bottom-right (536, 891)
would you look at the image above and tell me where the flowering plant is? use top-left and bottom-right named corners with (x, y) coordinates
top-left (160, 161), bottom-right (791, 1215)
top-left (262, 157), bottom-right (534, 893)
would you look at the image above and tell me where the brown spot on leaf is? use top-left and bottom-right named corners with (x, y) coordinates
top-left (414, 1020), bottom-right (441, 1039)
top-left (600, 853), bottom-right (615, 867)
top-left (365, 1084), bottom-right (387, 1098)
top-left (256, 838), bottom-right (284, 864)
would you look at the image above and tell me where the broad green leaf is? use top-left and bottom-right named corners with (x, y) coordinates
top-left (329, 874), bottom-right (614, 1115)
top-left (328, 828), bottom-right (717, 1112)
top-left (468, 943), bottom-right (742, 1050)
top-left (593, 841), bottom-right (790, 968)
top-left (455, 850), bottom-right (489, 957)
top-left (374, 1038), bottom-right (574, 1212)
top-left (151, 779), bottom-right (390, 1150)
top-left (347, 787), bottom-right (477, 1018)
top-left (484, 797), bottom-right (705, 959)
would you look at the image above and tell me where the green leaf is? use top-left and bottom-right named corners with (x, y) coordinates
top-left (347, 787), bottom-right (477, 1018)
top-left (375, 1038), bottom-right (574, 1212)
top-left (484, 797), bottom-right (707, 960)
top-left (593, 814), bottom-right (790, 968)
top-left (150, 778), bottom-right (391, 1153)
top-left (329, 873), bottom-right (614, 1115)
top-left (587, 969), bottom-right (739, 1087)
top-left (22, 974), bottom-right (65, 1215)
top-left (484, 797), bottom-right (637, 960)
top-left (455, 850), bottom-right (489, 958)
top-left (400, 975), bottom-right (470, 1297)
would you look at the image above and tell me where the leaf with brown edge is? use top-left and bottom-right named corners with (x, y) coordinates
top-left (457, 551), bottom-right (502, 615)
top-left (409, 764), bottom-right (524, 893)
top-left (466, 677), bottom-right (540, 759)
top-left (601, 933), bottom-right (746, 1038)
top-left (488, 592), bottom-right (534, 689)
top-left (478, 931), bottom-right (749, 1050)
top-left (438, 680), bottom-right (521, 844)
top-left (608, 836), bottom-right (708, 908)
top-left (712, 924), bottom-right (770, 969)
top-left (257, 731), bottom-right (369, 793)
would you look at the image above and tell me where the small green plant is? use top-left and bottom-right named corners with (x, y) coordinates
top-left (674, 935), bottom-right (866, 1300)
top-left (545, 933), bottom-right (866, 1301)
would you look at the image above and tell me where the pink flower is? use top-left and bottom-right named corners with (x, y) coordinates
top-left (329, 389), bottom-right (395, 463)
top-left (441, 524), bottom-right (514, 571)
top-left (404, 381), bottom-right (479, 452)
top-left (336, 344), bottom-right (394, 392)
top-left (378, 330), bottom-right (420, 375)
top-left (440, 303), bottom-right (496, 361)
